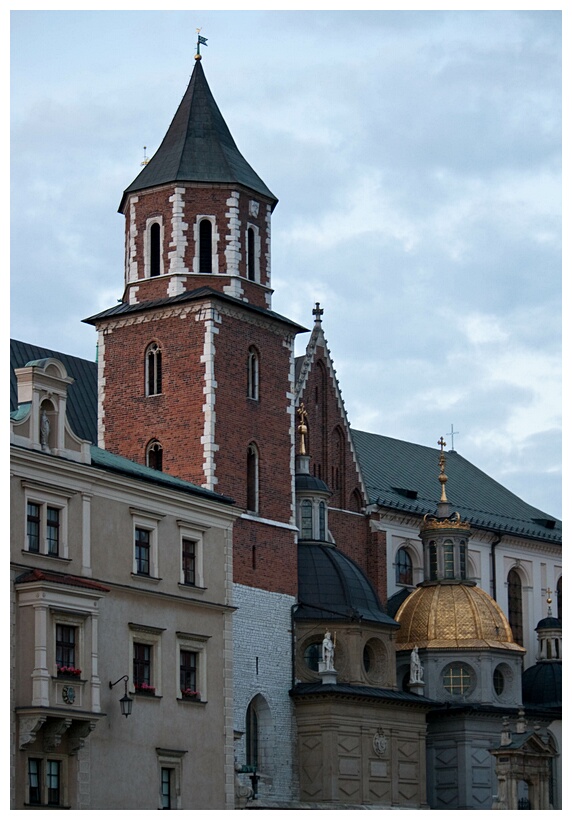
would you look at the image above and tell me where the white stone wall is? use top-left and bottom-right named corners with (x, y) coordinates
top-left (232, 583), bottom-right (298, 803)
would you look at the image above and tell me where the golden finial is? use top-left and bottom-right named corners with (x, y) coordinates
top-left (298, 403), bottom-right (309, 455)
top-left (195, 29), bottom-right (208, 61)
top-left (141, 146), bottom-right (149, 167)
top-left (438, 436), bottom-right (448, 502)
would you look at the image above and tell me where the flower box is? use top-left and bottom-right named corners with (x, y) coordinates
top-left (135, 682), bottom-right (156, 695)
top-left (181, 688), bottom-right (200, 700)
top-left (57, 665), bottom-right (82, 678)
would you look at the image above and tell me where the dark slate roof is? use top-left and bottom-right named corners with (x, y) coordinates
top-left (536, 616), bottom-right (561, 630)
top-left (296, 542), bottom-right (398, 626)
top-left (522, 661), bottom-right (562, 710)
top-left (351, 429), bottom-right (561, 545)
top-left (83, 286), bottom-right (306, 332)
top-left (119, 59), bottom-right (277, 211)
top-left (295, 472), bottom-right (330, 494)
top-left (10, 339), bottom-right (97, 443)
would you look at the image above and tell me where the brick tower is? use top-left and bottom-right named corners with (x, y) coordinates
top-left (85, 53), bottom-right (303, 801)
top-left (86, 55), bottom-right (304, 595)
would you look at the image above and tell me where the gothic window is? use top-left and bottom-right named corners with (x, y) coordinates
top-left (349, 489), bottom-right (363, 513)
top-left (247, 347), bottom-right (259, 400)
top-left (333, 426), bottom-right (345, 502)
top-left (199, 219), bottom-right (212, 273)
top-left (149, 222), bottom-right (161, 277)
top-left (246, 444), bottom-right (259, 513)
top-left (396, 547), bottom-right (413, 586)
top-left (246, 701), bottom-right (258, 767)
top-left (300, 499), bottom-right (313, 539)
top-left (145, 342), bottom-right (162, 396)
top-left (146, 439), bottom-right (163, 471)
top-left (507, 569), bottom-right (524, 646)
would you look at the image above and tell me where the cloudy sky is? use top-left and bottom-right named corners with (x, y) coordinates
top-left (10, 8), bottom-right (562, 518)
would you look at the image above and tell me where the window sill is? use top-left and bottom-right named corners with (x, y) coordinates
top-left (177, 696), bottom-right (206, 705)
top-left (178, 583), bottom-right (207, 594)
top-left (22, 550), bottom-right (71, 563)
top-left (133, 690), bottom-right (161, 699)
top-left (24, 804), bottom-right (70, 810)
top-left (131, 573), bottom-right (162, 585)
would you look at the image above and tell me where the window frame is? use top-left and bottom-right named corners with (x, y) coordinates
top-left (395, 546), bottom-right (414, 586)
top-left (26, 755), bottom-right (67, 808)
top-left (177, 522), bottom-right (206, 589)
top-left (176, 631), bottom-right (209, 702)
top-left (145, 342), bottom-right (163, 397)
top-left (129, 623), bottom-right (164, 696)
top-left (247, 346), bottom-right (260, 401)
top-left (146, 439), bottom-right (163, 471)
top-left (144, 216), bottom-right (164, 279)
top-left (246, 443), bottom-right (259, 514)
top-left (130, 509), bottom-right (163, 580)
top-left (156, 750), bottom-right (186, 810)
top-left (246, 223), bottom-right (260, 282)
top-left (194, 215), bottom-right (218, 274)
top-left (23, 484), bottom-right (71, 559)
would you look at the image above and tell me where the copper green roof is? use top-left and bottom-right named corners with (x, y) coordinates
top-left (351, 429), bottom-right (561, 544)
top-left (119, 59), bottom-right (277, 211)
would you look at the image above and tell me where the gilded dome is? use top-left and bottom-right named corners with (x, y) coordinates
top-left (395, 582), bottom-right (525, 652)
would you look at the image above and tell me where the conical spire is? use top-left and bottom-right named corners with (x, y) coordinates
top-left (119, 60), bottom-right (277, 211)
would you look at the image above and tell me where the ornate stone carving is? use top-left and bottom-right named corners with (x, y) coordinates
top-left (373, 728), bottom-right (387, 758)
top-left (18, 715), bottom-right (47, 749)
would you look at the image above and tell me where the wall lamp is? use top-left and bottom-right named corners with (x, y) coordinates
top-left (109, 675), bottom-right (133, 718)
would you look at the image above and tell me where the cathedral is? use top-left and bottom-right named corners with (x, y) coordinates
top-left (10, 50), bottom-right (561, 810)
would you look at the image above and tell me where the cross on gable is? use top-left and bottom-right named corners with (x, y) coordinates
top-left (312, 302), bottom-right (324, 323)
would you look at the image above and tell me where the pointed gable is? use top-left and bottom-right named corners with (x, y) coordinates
top-left (119, 59), bottom-right (277, 211)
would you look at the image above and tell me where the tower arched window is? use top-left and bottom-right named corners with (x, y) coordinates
top-left (247, 226), bottom-right (256, 281)
top-left (396, 547), bottom-right (413, 586)
top-left (199, 219), bottom-right (213, 273)
top-left (149, 222), bottom-right (161, 277)
top-left (145, 342), bottom-right (162, 396)
top-left (247, 347), bottom-right (259, 400)
top-left (300, 500), bottom-right (313, 539)
top-left (507, 569), bottom-right (524, 646)
top-left (246, 444), bottom-right (259, 513)
top-left (146, 440), bottom-right (163, 472)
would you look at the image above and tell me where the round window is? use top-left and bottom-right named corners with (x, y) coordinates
top-left (304, 643), bottom-right (321, 671)
top-left (442, 663), bottom-right (473, 695)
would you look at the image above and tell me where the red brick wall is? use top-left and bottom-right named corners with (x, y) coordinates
top-left (122, 185), bottom-right (272, 309)
top-left (98, 299), bottom-right (298, 592)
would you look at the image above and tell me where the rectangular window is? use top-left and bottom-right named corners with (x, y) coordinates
top-left (46, 760), bottom-right (61, 806)
top-left (56, 624), bottom-right (76, 671)
top-left (135, 527), bottom-right (151, 575)
top-left (180, 650), bottom-right (197, 695)
top-left (133, 642), bottom-right (152, 690)
top-left (161, 767), bottom-right (172, 809)
top-left (182, 539), bottom-right (196, 586)
top-left (28, 759), bottom-right (41, 805)
top-left (46, 507), bottom-right (60, 556)
top-left (27, 502), bottom-right (40, 553)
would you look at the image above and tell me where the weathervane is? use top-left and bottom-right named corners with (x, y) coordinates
top-left (195, 29), bottom-right (208, 60)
